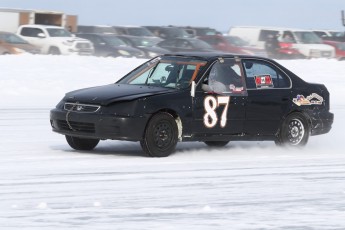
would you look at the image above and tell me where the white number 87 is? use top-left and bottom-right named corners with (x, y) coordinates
top-left (203, 96), bottom-right (230, 128)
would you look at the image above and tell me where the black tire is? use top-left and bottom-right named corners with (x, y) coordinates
top-left (65, 135), bottom-right (99, 151)
top-left (140, 112), bottom-right (178, 157)
top-left (276, 113), bottom-right (310, 147)
top-left (48, 47), bottom-right (61, 55)
top-left (204, 141), bottom-right (229, 147)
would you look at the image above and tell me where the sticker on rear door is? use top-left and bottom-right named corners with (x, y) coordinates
top-left (255, 75), bottom-right (274, 89)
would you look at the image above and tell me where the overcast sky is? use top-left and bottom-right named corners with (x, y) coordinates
top-left (1, 0), bottom-right (344, 32)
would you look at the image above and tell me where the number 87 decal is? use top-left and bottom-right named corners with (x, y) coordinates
top-left (203, 96), bottom-right (230, 128)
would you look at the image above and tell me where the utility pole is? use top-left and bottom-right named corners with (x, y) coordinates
top-left (342, 10), bottom-right (345, 26)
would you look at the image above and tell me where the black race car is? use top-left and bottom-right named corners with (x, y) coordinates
top-left (50, 53), bottom-right (334, 157)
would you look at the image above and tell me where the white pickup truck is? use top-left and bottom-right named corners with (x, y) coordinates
top-left (17, 25), bottom-right (94, 55)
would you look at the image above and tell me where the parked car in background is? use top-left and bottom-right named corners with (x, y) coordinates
top-left (144, 26), bottom-right (193, 39)
top-left (77, 25), bottom-right (118, 34)
top-left (179, 26), bottom-right (221, 37)
top-left (0, 31), bottom-right (40, 54)
top-left (115, 35), bottom-right (169, 58)
top-left (112, 26), bottom-right (157, 37)
top-left (76, 33), bottom-right (145, 58)
top-left (314, 30), bottom-right (345, 42)
top-left (156, 38), bottom-right (216, 53)
top-left (329, 31), bottom-right (345, 42)
top-left (0, 43), bottom-right (10, 54)
top-left (17, 25), bottom-right (94, 55)
top-left (323, 40), bottom-right (345, 60)
top-left (198, 35), bottom-right (267, 57)
top-left (313, 30), bottom-right (339, 40)
top-left (229, 26), bottom-right (335, 59)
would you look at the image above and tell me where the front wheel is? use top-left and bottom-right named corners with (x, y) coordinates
top-left (276, 113), bottom-right (310, 146)
top-left (65, 135), bottom-right (99, 150)
top-left (140, 112), bottom-right (178, 157)
top-left (48, 47), bottom-right (61, 55)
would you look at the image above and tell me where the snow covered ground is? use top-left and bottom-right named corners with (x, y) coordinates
top-left (0, 55), bottom-right (345, 229)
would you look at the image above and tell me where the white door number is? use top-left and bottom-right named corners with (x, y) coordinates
top-left (203, 96), bottom-right (230, 128)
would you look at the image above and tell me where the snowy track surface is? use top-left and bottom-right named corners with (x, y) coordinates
top-left (1, 55), bottom-right (345, 229)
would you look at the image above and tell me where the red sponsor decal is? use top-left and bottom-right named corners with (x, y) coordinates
top-left (255, 75), bottom-right (274, 88)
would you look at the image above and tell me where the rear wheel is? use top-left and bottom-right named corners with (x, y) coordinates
top-left (276, 113), bottom-right (310, 146)
top-left (204, 141), bottom-right (229, 147)
top-left (140, 112), bottom-right (178, 157)
top-left (65, 135), bottom-right (99, 150)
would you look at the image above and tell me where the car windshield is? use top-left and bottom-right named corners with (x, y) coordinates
top-left (294, 32), bottom-right (323, 44)
top-left (126, 27), bottom-right (155, 37)
top-left (103, 36), bottom-right (128, 46)
top-left (165, 28), bottom-right (192, 38)
top-left (95, 27), bottom-right (117, 34)
top-left (196, 28), bottom-right (218, 36)
top-left (332, 31), bottom-right (345, 37)
top-left (47, 28), bottom-right (73, 37)
top-left (0, 33), bottom-right (28, 44)
top-left (126, 37), bottom-right (161, 47)
top-left (189, 39), bottom-right (213, 49)
top-left (117, 56), bottom-right (207, 89)
top-left (224, 36), bottom-right (249, 46)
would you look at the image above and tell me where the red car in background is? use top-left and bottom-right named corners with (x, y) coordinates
top-left (277, 41), bottom-right (305, 59)
top-left (323, 40), bottom-right (345, 61)
top-left (198, 35), bottom-right (267, 57)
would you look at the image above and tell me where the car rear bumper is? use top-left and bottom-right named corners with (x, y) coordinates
top-left (50, 108), bottom-right (148, 141)
top-left (311, 111), bottom-right (334, 136)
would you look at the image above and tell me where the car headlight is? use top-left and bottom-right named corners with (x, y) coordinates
top-left (118, 50), bottom-right (130, 56)
top-left (13, 47), bottom-right (26, 54)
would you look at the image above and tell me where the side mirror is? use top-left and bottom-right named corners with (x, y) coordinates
top-left (37, 33), bottom-right (46, 38)
top-left (191, 81), bottom-right (196, 97)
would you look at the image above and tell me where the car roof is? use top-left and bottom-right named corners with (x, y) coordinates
top-left (20, 24), bottom-right (64, 29)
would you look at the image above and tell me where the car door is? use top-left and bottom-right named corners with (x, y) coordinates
top-left (242, 58), bottom-right (292, 135)
top-left (19, 27), bottom-right (47, 51)
top-left (192, 58), bottom-right (247, 138)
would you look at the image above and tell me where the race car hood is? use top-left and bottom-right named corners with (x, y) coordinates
top-left (64, 84), bottom-right (175, 105)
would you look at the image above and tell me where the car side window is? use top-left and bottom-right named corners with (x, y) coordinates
top-left (202, 58), bottom-right (247, 96)
top-left (20, 28), bottom-right (44, 37)
top-left (158, 40), bottom-right (175, 47)
top-left (243, 60), bottom-right (291, 89)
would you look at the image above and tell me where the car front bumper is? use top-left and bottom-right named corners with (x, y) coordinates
top-left (50, 108), bottom-right (148, 141)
